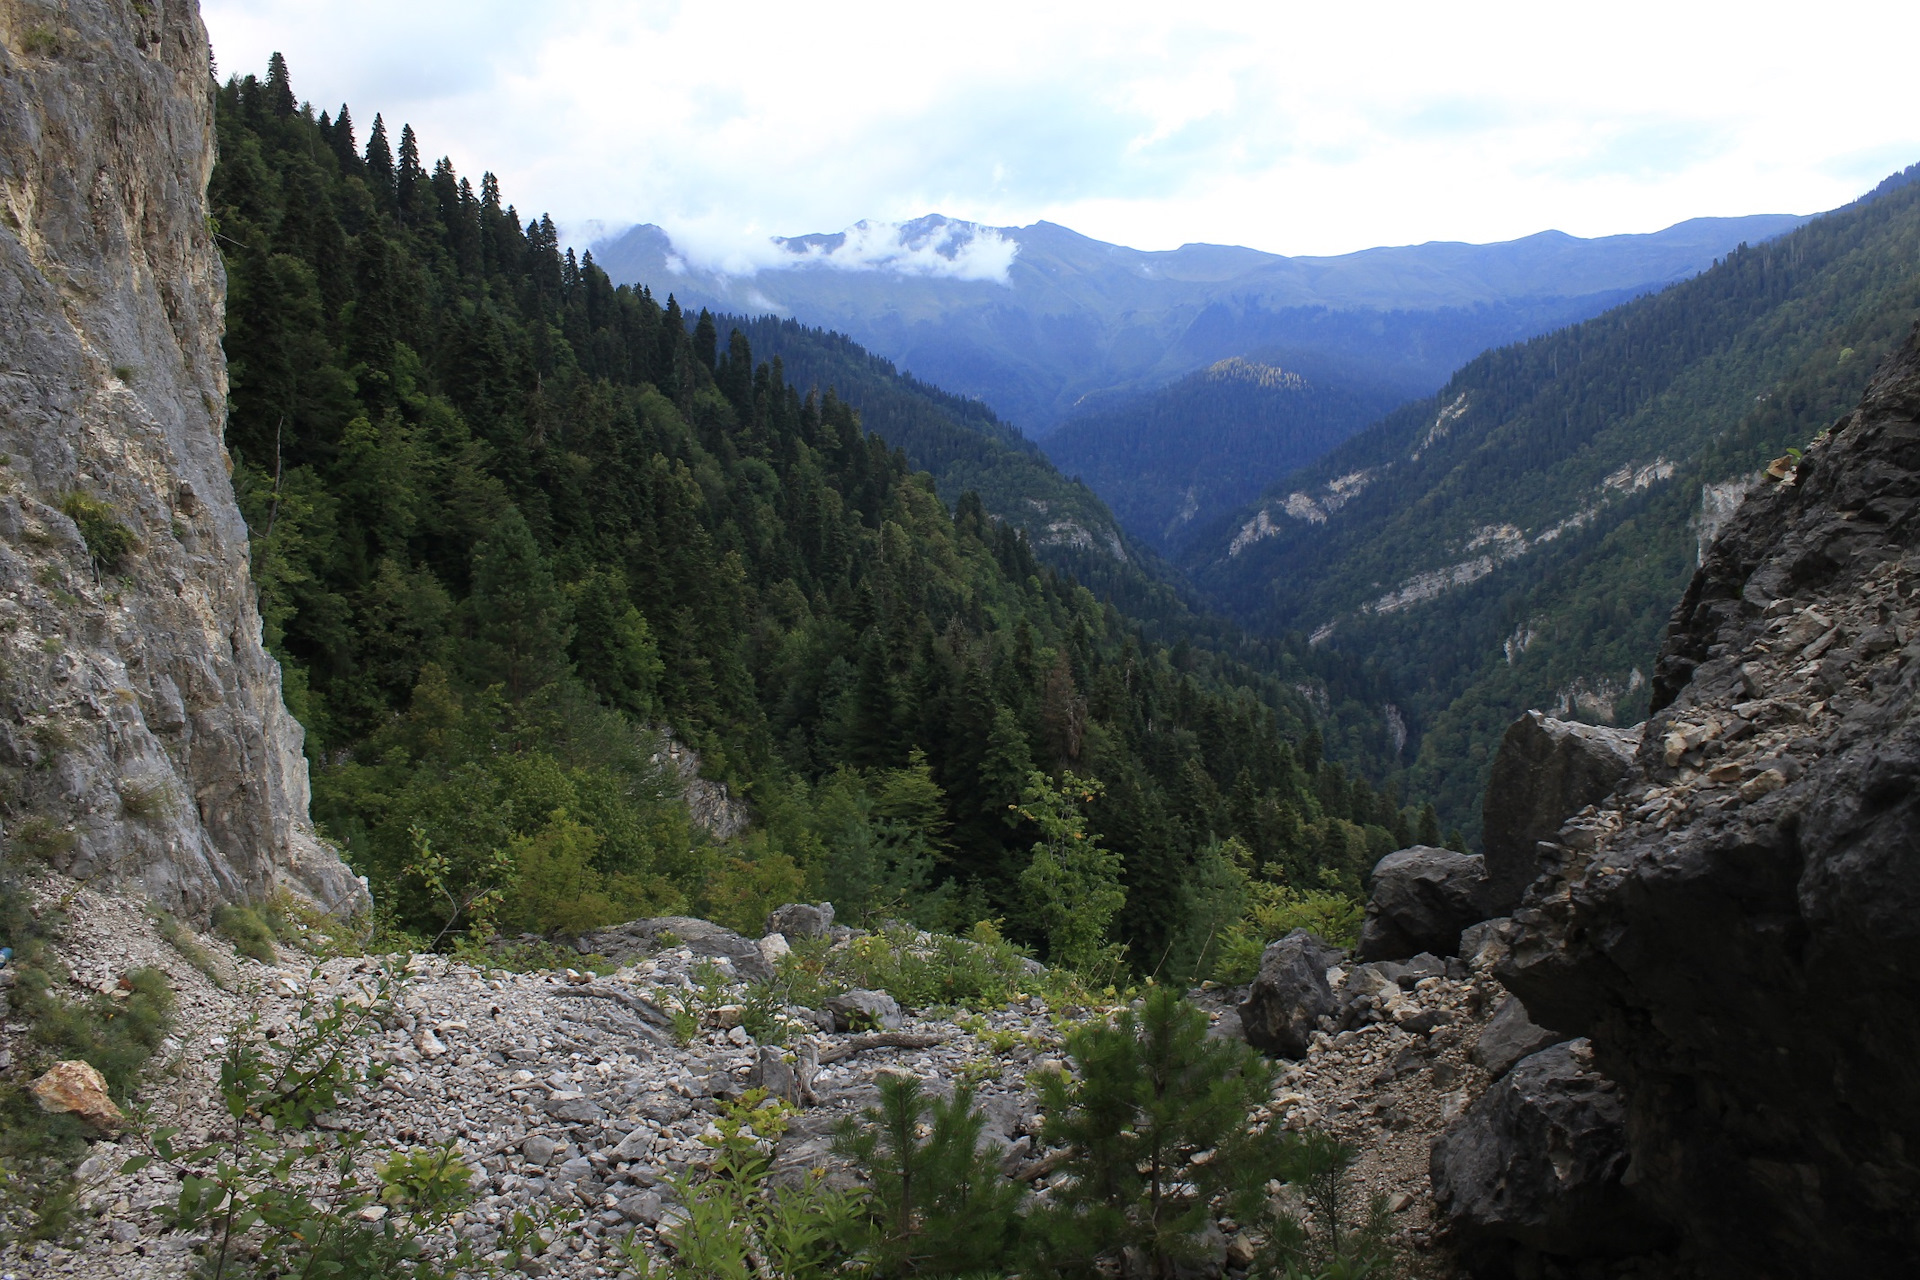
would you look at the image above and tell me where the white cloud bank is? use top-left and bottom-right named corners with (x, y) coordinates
top-left (201, 1), bottom-right (1920, 265)
top-left (776, 219), bottom-right (1020, 282)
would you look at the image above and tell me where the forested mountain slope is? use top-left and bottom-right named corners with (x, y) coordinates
top-left (1183, 164), bottom-right (1920, 834)
top-left (593, 213), bottom-right (1805, 435)
top-left (1042, 355), bottom-right (1404, 552)
top-left (209, 59), bottom-right (1431, 974)
top-left (712, 316), bottom-right (1141, 601)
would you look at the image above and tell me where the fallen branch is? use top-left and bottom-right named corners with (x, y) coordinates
top-left (1013, 1145), bottom-right (1074, 1182)
top-left (814, 1033), bottom-right (947, 1065)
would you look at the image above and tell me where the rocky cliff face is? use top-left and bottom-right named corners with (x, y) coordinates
top-left (0, 1), bottom-right (361, 915)
top-left (1500, 325), bottom-right (1920, 1276)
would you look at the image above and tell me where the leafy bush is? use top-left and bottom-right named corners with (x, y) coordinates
top-left (1016, 771), bottom-right (1127, 982)
top-left (1211, 882), bottom-right (1367, 985)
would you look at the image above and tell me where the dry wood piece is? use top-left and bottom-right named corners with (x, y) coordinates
top-left (1013, 1145), bottom-right (1075, 1182)
top-left (814, 1032), bottom-right (947, 1065)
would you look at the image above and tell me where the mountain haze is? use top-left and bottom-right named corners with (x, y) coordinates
top-left (1183, 163), bottom-right (1920, 833)
top-left (592, 213), bottom-right (1807, 436)
top-left (1043, 354), bottom-right (1404, 553)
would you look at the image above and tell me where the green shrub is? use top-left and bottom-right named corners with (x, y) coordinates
top-left (118, 778), bottom-right (174, 824)
top-left (153, 908), bottom-right (226, 989)
top-left (8, 816), bottom-right (75, 864)
top-left (127, 959), bottom-right (544, 1280)
top-left (618, 1090), bottom-right (858, 1280)
top-left (1211, 883), bottom-right (1368, 985)
top-left (58, 492), bottom-right (137, 574)
top-left (211, 902), bottom-right (279, 964)
top-left (0, 874), bottom-right (174, 1243)
top-left (1028, 985), bottom-right (1277, 1275)
top-left (824, 921), bottom-right (1034, 1011)
top-left (830, 1074), bottom-right (1025, 1275)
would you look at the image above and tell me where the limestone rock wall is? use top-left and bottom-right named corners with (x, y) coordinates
top-left (0, 0), bottom-right (362, 915)
top-left (1501, 323), bottom-right (1920, 1276)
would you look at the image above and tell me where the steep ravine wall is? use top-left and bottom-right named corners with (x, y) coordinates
top-left (0, 1), bottom-right (362, 915)
top-left (1500, 324), bottom-right (1920, 1276)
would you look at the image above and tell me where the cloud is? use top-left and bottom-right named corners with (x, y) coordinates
top-left (775, 220), bottom-right (1019, 283)
top-left (201, 0), bottom-right (1920, 262)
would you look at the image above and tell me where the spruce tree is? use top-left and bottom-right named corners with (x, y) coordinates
top-left (329, 103), bottom-right (358, 169)
top-left (265, 51), bottom-right (295, 116)
top-left (465, 508), bottom-right (573, 704)
top-left (364, 113), bottom-right (394, 206)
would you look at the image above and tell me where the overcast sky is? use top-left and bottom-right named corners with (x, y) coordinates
top-left (202, 0), bottom-right (1920, 269)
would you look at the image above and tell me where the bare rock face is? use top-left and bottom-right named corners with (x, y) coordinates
top-left (0, 3), bottom-right (362, 915)
top-left (1480, 713), bottom-right (1640, 913)
top-left (1499, 325), bottom-right (1920, 1277)
top-left (1430, 1041), bottom-right (1671, 1262)
top-left (576, 916), bottom-right (773, 982)
top-left (1237, 929), bottom-right (1344, 1059)
top-left (1355, 845), bottom-right (1491, 961)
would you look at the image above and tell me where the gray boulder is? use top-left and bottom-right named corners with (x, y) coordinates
top-left (1471, 996), bottom-right (1563, 1080)
top-left (765, 902), bottom-right (835, 940)
top-left (825, 988), bottom-right (903, 1032)
top-left (1237, 930), bottom-right (1345, 1059)
top-left (1482, 713), bottom-right (1640, 913)
top-left (1431, 1041), bottom-right (1670, 1260)
top-left (575, 916), bottom-right (772, 982)
top-left (1356, 846), bottom-right (1493, 961)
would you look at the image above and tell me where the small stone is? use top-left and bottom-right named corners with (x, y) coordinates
top-left (611, 1128), bottom-right (653, 1160)
top-left (1225, 1232), bottom-right (1257, 1266)
top-left (523, 1134), bottom-right (561, 1166)
top-left (415, 1028), bottom-right (447, 1058)
top-left (29, 1061), bottom-right (124, 1130)
top-left (556, 1155), bottom-right (593, 1184)
top-left (617, 1191), bottom-right (663, 1224)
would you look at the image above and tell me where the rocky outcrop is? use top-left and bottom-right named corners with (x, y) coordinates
top-left (1468, 996), bottom-right (1560, 1081)
top-left (1238, 929), bottom-right (1344, 1059)
top-left (1499, 325), bottom-right (1920, 1277)
top-left (1480, 713), bottom-right (1639, 913)
top-left (575, 916), bottom-right (773, 982)
top-left (766, 902), bottom-right (835, 940)
top-left (1356, 845), bottom-right (1491, 961)
top-left (0, 3), bottom-right (361, 915)
top-left (1430, 1040), bottom-right (1670, 1262)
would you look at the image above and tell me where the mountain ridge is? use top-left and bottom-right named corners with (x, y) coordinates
top-left (592, 212), bottom-right (1808, 435)
top-left (1181, 162), bottom-right (1920, 834)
